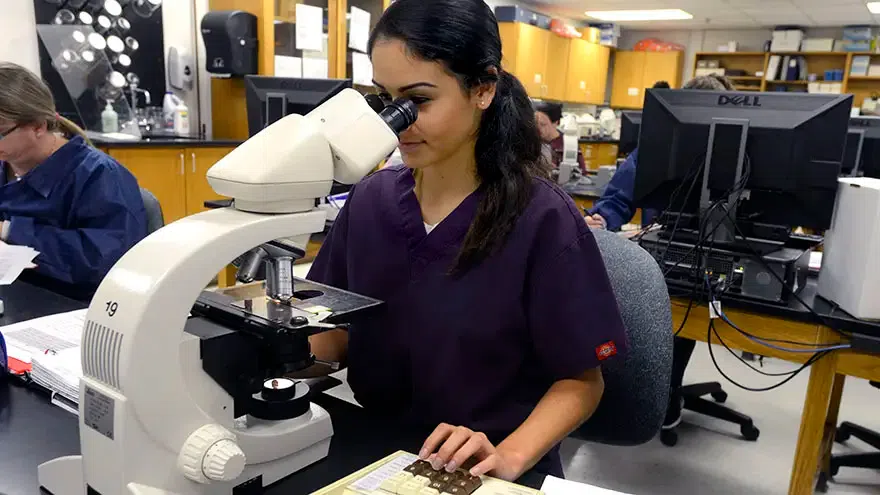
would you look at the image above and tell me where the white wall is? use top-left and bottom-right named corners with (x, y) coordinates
top-left (162, 0), bottom-right (203, 136)
top-left (0, 0), bottom-right (40, 74)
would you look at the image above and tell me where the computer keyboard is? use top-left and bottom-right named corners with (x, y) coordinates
top-left (311, 451), bottom-right (544, 495)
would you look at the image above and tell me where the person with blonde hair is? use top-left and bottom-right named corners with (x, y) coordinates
top-left (0, 62), bottom-right (147, 300)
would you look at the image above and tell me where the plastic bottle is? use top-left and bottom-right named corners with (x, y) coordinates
top-left (173, 100), bottom-right (190, 136)
top-left (162, 91), bottom-right (178, 131)
top-left (101, 101), bottom-right (119, 133)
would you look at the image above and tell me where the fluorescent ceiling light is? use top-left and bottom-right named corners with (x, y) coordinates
top-left (585, 9), bottom-right (693, 21)
top-left (868, 2), bottom-right (880, 14)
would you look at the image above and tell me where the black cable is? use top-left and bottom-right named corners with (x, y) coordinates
top-left (706, 319), bottom-right (831, 392)
top-left (727, 209), bottom-right (852, 338)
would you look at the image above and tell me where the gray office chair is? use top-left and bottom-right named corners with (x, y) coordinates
top-left (140, 188), bottom-right (165, 234)
top-left (571, 229), bottom-right (674, 445)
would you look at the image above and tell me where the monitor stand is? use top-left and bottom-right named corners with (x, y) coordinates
top-left (699, 117), bottom-right (749, 246)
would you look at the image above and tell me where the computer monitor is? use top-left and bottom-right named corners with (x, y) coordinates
top-left (634, 89), bottom-right (852, 233)
top-left (244, 76), bottom-right (353, 137)
top-left (848, 116), bottom-right (880, 179)
top-left (618, 111), bottom-right (641, 156)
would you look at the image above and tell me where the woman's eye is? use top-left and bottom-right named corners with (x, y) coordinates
top-left (410, 96), bottom-right (430, 105)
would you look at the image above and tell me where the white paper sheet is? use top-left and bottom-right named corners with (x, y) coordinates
top-left (302, 57), bottom-right (328, 79)
top-left (274, 55), bottom-right (302, 78)
top-left (2, 309), bottom-right (87, 365)
top-left (352, 52), bottom-right (373, 86)
top-left (348, 6), bottom-right (371, 53)
top-left (0, 244), bottom-right (39, 285)
top-left (541, 476), bottom-right (632, 495)
top-left (295, 4), bottom-right (324, 51)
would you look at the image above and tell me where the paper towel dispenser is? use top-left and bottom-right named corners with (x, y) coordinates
top-left (200, 10), bottom-right (258, 76)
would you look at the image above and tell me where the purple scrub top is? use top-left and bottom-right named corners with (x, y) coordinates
top-left (308, 164), bottom-right (627, 477)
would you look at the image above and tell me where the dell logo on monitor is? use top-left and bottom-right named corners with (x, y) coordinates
top-left (717, 95), bottom-right (762, 107)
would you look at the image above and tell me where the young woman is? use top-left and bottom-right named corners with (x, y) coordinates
top-left (0, 63), bottom-right (147, 300)
top-left (306, 0), bottom-right (627, 481)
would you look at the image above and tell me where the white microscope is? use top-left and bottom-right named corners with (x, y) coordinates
top-left (38, 89), bottom-right (418, 495)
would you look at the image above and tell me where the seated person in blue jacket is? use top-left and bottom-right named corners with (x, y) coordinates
top-left (0, 63), bottom-right (148, 300)
top-left (306, 0), bottom-right (627, 481)
top-left (585, 75), bottom-right (734, 231)
top-left (534, 101), bottom-right (586, 172)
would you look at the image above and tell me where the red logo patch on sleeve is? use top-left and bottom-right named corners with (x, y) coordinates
top-left (595, 341), bottom-right (618, 361)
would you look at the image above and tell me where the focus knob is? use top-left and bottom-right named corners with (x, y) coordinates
top-left (203, 439), bottom-right (246, 482)
top-left (178, 424), bottom-right (246, 484)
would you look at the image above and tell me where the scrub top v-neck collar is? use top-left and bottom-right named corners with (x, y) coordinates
top-left (395, 167), bottom-right (482, 261)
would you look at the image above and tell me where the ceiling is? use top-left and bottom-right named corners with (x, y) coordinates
top-left (520, 0), bottom-right (880, 29)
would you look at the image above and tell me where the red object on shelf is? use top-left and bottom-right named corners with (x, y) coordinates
top-left (550, 19), bottom-right (582, 39)
top-left (634, 38), bottom-right (685, 52)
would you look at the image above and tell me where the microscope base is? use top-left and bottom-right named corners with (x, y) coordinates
top-left (38, 415), bottom-right (332, 495)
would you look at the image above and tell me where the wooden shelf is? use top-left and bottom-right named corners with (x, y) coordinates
top-left (848, 76), bottom-right (880, 81)
top-left (728, 76), bottom-right (762, 81)
top-left (696, 52), bottom-right (766, 56)
top-left (770, 51), bottom-right (849, 56)
top-left (734, 86), bottom-right (761, 91)
top-left (766, 80), bottom-right (810, 85)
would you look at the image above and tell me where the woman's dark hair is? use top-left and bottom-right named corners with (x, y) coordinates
top-left (369, 0), bottom-right (546, 272)
top-left (652, 80), bottom-right (671, 89)
top-left (535, 101), bottom-right (563, 124)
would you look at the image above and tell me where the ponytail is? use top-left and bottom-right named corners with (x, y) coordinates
top-left (53, 115), bottom-right (92, 146)
top-left (453, 69), bottom-right (547, 271)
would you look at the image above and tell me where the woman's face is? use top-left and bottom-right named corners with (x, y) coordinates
top-left (371, 38), bottom-right (495, 170)
top-left (534, 111), bottom-right (558, 143)
top-left (0, 120), bottom-right (43, 165)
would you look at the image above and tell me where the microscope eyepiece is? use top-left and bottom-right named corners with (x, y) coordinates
top-left (379, 98), bottom-right (418, 136)
top-left (363, 93), bottom-right (386, 114)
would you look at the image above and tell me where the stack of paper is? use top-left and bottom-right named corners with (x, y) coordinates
top-left (2, 309), bottom-right (86, 365)
top-left (541, 476), bottom-right (633, 495)
top-left (31, 347), bottom-right (82, 405)
top-left (0, 244), bottom-right (39, 284)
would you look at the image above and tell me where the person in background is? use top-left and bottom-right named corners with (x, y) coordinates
top-left (0, 63), bottom-right (148, 300)
top-left (585, 75), bottom-right (735, 230)
top-left (306, 0), bottom-right (627, 482)
top-left (652, 80), bottom-right (671, 89)
top-left (534, 101), bottom-right (586, 172)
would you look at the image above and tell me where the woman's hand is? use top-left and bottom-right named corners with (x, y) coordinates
top-left (419, 423), bottom-right (526, 481)
top-left (585, 214), bottom-right (606, 230)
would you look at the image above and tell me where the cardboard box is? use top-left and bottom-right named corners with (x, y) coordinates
top-left (770, 29), bottom-right (804, 52)
top-left (579, 27), bottom-right (601, 44)
top-left (802, 38), bottom-right (835, 52)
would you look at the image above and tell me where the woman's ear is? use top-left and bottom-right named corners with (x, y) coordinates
top-left (472, 67), bottom-right (499, 110)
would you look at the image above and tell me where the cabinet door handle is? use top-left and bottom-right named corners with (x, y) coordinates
top-left (179, 153), bottom-right (185, 175)
top-left (191, 152), bottom-right (196, 173)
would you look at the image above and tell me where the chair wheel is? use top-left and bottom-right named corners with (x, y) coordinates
top-left (660, 430), bottom-right (678, 446)
top-left (816, 472), bottom-right (829, 492)
top-left (741, 424), bottom-right (760, 441)
top-left (711, 390), bottom-right (728, 403)
top-left (835, 428), bottom-right (851, 443)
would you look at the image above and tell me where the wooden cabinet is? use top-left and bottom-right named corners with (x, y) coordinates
top-left (184, 147), bottom-right (233, 215)
top-left (565, 39), bottom-right (610, 104)
top-left (109, 148), bottom-right (188, 223)
top-left (611, 50), bottom-right (683, 109)
top-left (108, 146), bottom-right (234, 224)
top-left (544, 34), bottom-right (570, 101)
top-left (499, 22), bottom-right (550, 98)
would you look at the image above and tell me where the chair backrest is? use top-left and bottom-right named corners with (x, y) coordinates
top-left (571, 229), bottom-right (673, 446)
top-left (140, 188), bottom-right (165, 234)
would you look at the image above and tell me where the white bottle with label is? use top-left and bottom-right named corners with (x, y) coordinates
top-left (101, 101), bottom-right (119, 133)
top-left (173, 100), bottom-right (190, 136)
top-left (162, 91), bottom-right (179, 132)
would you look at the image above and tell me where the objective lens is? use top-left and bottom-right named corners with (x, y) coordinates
top-left (378, 98), bottom-right (417, 135)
